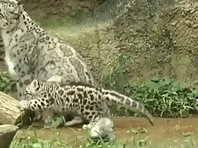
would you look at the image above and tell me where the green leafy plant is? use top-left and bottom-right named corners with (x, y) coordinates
top-left (133, 77), bottom-right (198, 117)
top-left (101, 52), bottom-right (198, 117)
top-left (11, 129), bottom-right (127, 148)
top-left (132, 137), bottom-right (150, 148)
top-left (10, 128), bottom-right (198, 148)
top-left (10, 131), bottom-right (70, 148)
top-left (0, 72), bottom-right (16, 93)
top-left (101, 51), bottom-right (132, 95)
top-left (101, 52), bottom-right (134, 115)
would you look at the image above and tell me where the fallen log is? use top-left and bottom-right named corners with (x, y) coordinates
top-left (0, 91), bottom-right (34, 125)
top-left (0, 124), bottom-right (18, 148)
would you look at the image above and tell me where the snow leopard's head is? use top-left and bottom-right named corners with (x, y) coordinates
top-left (0, 0), bottom-right (23, 29)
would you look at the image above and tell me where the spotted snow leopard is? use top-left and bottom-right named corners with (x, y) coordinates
top-left (18, 79), bottom-right (154, 129)
top-left (0, 0), bottom-right (110, 122)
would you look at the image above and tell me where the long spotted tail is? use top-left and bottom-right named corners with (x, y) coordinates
top-left (102, 89), bottom-right (154, 125)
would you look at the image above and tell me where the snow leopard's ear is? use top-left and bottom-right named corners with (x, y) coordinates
top-left (31, 79), bottom-right (40, 90)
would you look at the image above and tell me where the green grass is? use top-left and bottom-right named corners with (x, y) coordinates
top-left (0, 72), bottom-right (16, 94)
top-left (9, 128), bottom-right (151, 148)
top-left (10, 131), bottom-right (70, 148)
top-left (10, 129), bottom-right (197, 148)
top-left (101, 51), bottom-right (198, 118)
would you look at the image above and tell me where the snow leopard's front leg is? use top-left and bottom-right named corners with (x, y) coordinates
top-left (42, 110), bottom-right (55, 128)
top-left (18, 75), bottom-right (62, 121)
top-left (17, 75), bottom-right (43, 121)
top-left (47, 75), bottom-right (84, 128)
top-left (64, 116), bottom-right (83, 126)
top-left (18, 97), bottom-right (55, 128)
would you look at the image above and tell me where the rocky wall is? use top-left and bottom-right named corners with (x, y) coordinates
top-left (64, 0), bottom-right (198, 87)
top-left (1, 0), bottom-right (198, 87)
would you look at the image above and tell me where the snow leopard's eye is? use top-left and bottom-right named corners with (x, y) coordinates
top-left (24, 90), bottom-right (31, 95)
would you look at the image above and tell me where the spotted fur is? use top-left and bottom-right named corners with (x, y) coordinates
top-left (0, 1), bottom-right (111, 121)
top-left (0, 1), bottom-right (95, 99)
top-left (19, 79), bottom-right (154, 127)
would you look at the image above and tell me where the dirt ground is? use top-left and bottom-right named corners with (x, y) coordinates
top-left (14, 117), bottom-right (198, 147)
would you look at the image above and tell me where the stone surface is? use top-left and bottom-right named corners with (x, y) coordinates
top-left (19, 0), bottom-right (106, 21)
top-left (53, 0), bottom-right (198, 87)
top-left (0, 124), bottom-right (18, 148)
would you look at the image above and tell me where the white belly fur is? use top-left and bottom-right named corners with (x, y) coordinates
top-left (5, 54), bottom-right (18, 79)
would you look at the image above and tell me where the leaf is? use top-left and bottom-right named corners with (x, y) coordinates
top-left (53, 116), bottom-right (65, 128)
top-left (150, 77), bottom-right (160, 83)
top-left (124, 87), bottom-right (131, 94)
top-left (32, 143), bottom-right (42, 148)
top-left (109, 79), bottom-right (117, 87)
top-left (162, 77), bottom-right (172, 85)
top-left (191, 89), bottom-right (198, 96)
top-left (147, 80), bottom-right (159, 92)
top-left (172, 81), bottom-right (181, 91)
